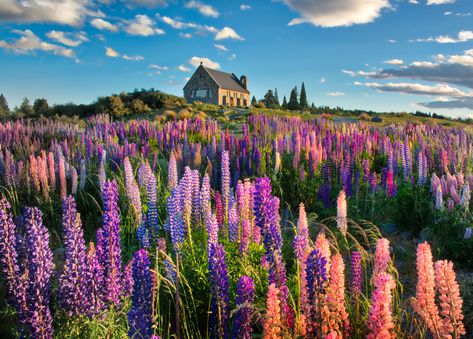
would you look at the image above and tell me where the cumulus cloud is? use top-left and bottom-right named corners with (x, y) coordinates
top-left (46, 30), bottom-right (88, 47)
top-left (91, 18), bottom-right (118, 32)
top-left (189, 56), bottom-right (220, 69)
top-left (415, 30), bottom-right (473, 43)
top-left (420, 98), bottom-right (473, 110)
top-left (343, 49), bottom-right (473, 89)
top-left (178, 64), bottom-right (191, 72)
top-left (179, 33), bottom-right (193, 38)
top-left (185, 1), bottom-right (220, 18)
top-left (384, 59), bottom-right (403, 65)
top-left (320, 78), bottom-right (326, 83)
top-left (105, 47), bottom-right (119, 57)
top-left (354, 81), bottom-right (473, 98)
top-left (240, 4), bottom-right (251, 10)
top-left (214, 44), bottom-right (227, 51)
top-left (215, 27), bottom-right (243, 40)
top-left (0, 0), bottom-right (94, 26)
top-left (125, 15), bottom-right (165, 36)
top-left (283, 0), bottom-right (392, 28)
top-left (0, 29), bottom-right (76, 59)
top-left (122, 54), bottom-right (144, 61)
top-left (326, 92), bottom-right (345, 96)
top-left (125, 0), bottom-right (169, 7)
top-left (149, 64), bottom-right (168, 70)
top-left (427, 0), bottom-right (455, 5)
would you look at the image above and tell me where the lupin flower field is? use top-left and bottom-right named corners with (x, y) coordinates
top-left (0, 113), bottom-right (472, 338)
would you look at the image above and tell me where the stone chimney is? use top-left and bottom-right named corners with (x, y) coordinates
top-left (240, 75), bottom-right (248, 90)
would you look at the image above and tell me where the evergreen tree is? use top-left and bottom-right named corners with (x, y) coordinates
top-left (251, 96), bottom-right (257, 106)
top-left (299, 82), bottom-right (308, 110)
top-left (33, 98), bottom-right (49, 115)
top-left (0, 94), bottom-right (9, 116)
top-left (20, 97), bottom-right (33, 116)
top-left (281, 96), bottom-right (288, 109)
top-left (263, 89), bottom-right (280, 109)
top-left (287, 87), bottom-right (299, 110)
top-left (274, 88), bottom-right (280, 107)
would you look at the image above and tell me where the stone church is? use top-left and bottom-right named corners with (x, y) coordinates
top-left (183, 63), bottom-right (250, 107)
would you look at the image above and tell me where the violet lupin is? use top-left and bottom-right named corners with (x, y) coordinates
top-left (98, 179), bottom-right (122, 305)
top-left (228, 196), bottom-right (238, 242)
top-left (124, 157), bottom-right (142, 226)
top-left (305, 248), bottom-right (328, 337)
top-left (168, 152), bottom-right (178, 189)
top-left (24, 207), bottom-right (54, 338)
top-left (221, 150), bottom-right (230, 224)
top-left (147, 171), bottom-right (159, 238)
top-left (350, 251), bottom-right (362, 297)
top-left (232, 276), bottom-right (255, 339)
top-left (167, 188), bottom-right (185, 252)
top-left (208, 243), bottom-right (230, 339)
top-left (85, 242), bottom-right (104, 317)
top-left (128, 249), bottom-right (153, 339)
top-left (58, 196), bottom-right (88, 316)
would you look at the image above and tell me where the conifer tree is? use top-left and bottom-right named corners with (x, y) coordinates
top-left (0, 94), bottom-right (9, 116)
top-left (287, 87), bottom-right (299, 110)
top-left (251, 96), bottom-right (257, 106)
top-left (274, 88), bottom-right (280, 108)
top-left (281, 96), bottom-right (288, 109)
top-left (299, 82), bottom-right (308, 110)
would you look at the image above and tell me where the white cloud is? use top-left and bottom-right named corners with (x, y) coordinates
top-left (105, 47), bottom-right (119, 57)
top-left (46, 30), bottom-right (88, 47)
top-left (215, 27), bottom-right (244, 40)
top-left (123, 54), bottom-right (144, 61)
top-left (0, 29), bottom-right (76, 59)
top-left (189, 56), bottom-right (220, 69)
top-left (214, 44), bottom-right (227, 51)
top-left (319, 78), bottom-right (326, 83)
top-left (240, 4), bottom-right (251, 10)
top-left (178, 64), bottom-right (191, 72)
top-left (228, 53), bottom-right (236, 61)
top-left (384, 59), bottom-right (403, 65)
top-left (185, 1), bottom-right (220, 18)
top-left (388, 39), bottom-right (397, 43)
top-left (91, 18), bottom-right (118, 32)
top-left (179, 32), bottom-right (193, 38)
top-left (326, 91), bottom-right (345, 96)
top-left (355, 81), bottom-right (473, 98)
top-left (283, 0), bottom-right (391, 28)
top-left (158, 15), bottom-right (187, 29)
top-left (427, 0), bottom-right (455, 5)
top-left (125, 15), bottom-right (165, 36)
top-left (149, 64), bottom-right (168, 70)
top-left (417, 30), bottom-right (473, 44)
top-left (125, 0), bottom-right (169, 7)
top-left (342, 69), bottom-right (378, 77)
top-left (0, 0), bottom-right (93, 26)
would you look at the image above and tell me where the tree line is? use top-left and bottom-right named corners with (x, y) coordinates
top-left (0, 89), bottom-right (185, 119)
top-left (252, 82), bottom-right (310, 110)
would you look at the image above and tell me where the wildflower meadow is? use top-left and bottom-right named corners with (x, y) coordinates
top-left (0, 113), bottom-right (471, 338)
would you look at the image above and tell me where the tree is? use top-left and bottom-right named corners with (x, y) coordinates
top-left (281, 96), bottom-right (288, 109)
top-left (263, 89), bottom-right (279, 109)
top-left (299, 82), bottom-right (308, 110)
top-left (20, 97), bottom-right (33, 116)
top-left (33, 98), bottom-right (49, 115)
top-left (0, 94), bottom-right (9, 116)
top-left (274, 88), bottom-right (280, 108)
top-left (130, 98), bottom-right (150, 114)
top-left (287, 87), bottom-right (299, 110)
top-left (108, 95), bottom-right (127, 117)
top-left (251, 96), bottom-right (257, 106)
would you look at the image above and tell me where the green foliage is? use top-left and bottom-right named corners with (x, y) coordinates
top-left (33, 98), bottom-right (50, 115)
top-left (0, 94), bottom-right (9, 116)
top-left (299, 82), bottom-right (308, 110)
top-left (19, 97), bottom-right (33, 116)
top-left (287, 87), bottom-right (299, 110)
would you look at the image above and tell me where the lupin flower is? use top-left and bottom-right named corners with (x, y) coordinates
top-left (122, 258), bottom-right (134, 298)
top-left (59, 156), bottom-right (67, 198)
top-left (168, 152), bottom-right (178, 189)
top-left (208, 243), bottom-right (230, 339)
top-left (58, 196), bottom-right (88, 316)
top-left (413, 242), bottom-right (441, 338)
top-left (147, 171), bottom-right (159, 237)
top-left (305, 248), bottom-right (328, 337)
top-left (206, 212), bottom-right (219, 250)
top-left (435, 185), bottom-right (443, 210)
top-left (200, 173), bottom-right (211, 221)
top-left (336, 190), bottom-right (348, 235)
top-left (128, 249), bottom-right (153, 339)
top-left (373, 238), bottom-right (391, 278)
top-left (228, 197), bottom-right (238, 242)
top-left (47, 152), bottom-right (56, 190)
top-left (460, 184), bottom-right (470, 208)
top-left (167, 188), bottom-right (185, 252)
top-left (85, 242), bottom-right (104, 317)
top-left (24, 207), bottom-right (54, 338)
top-left (124, 157), bottom-right (142, 226)
top-left (221, 150), bottom-right (230, 224)
top-left (434, 260), bottom-right (465, 338)
top-left (233, 276), bottom-right (255, 339)
top-left (367, 272), bottom-right (396, 339)
top-left (79, 159), bottom-right (86, 190)
top-left (326, 254), bottom-right (350, 336)
top-left (263, 284), bottom-right (282, 339)
top-left (350, 251), bottom-right (363, 297)
top-left (98, 179), bottom-right (122, 305)
top-left (239, 219), bottom-right (251, 254)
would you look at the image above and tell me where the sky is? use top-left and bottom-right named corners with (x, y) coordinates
top-left (1, 0), bottom-right (473, 117)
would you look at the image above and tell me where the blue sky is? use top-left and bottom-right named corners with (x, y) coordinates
top-left (1, 0), bottom-right (473, 116)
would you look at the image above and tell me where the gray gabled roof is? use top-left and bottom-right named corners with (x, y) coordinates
top-left (202, 66), bottom-right (249, 93)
